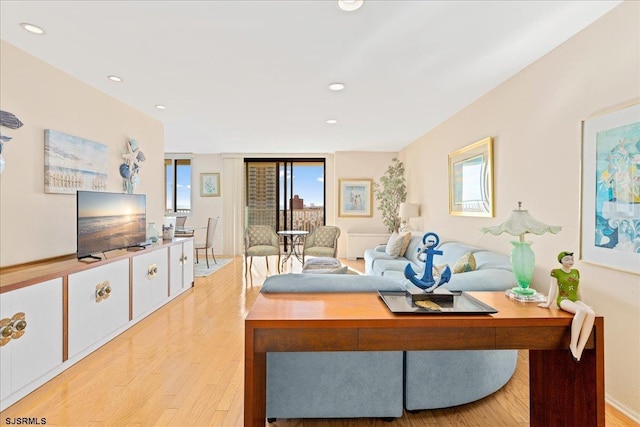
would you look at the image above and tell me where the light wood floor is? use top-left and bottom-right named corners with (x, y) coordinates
top-left (1, 256), bottom-right (636, 426)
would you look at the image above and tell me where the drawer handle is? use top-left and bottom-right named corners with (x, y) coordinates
top-left (180, 255), bottom-right (188, 265)
top-left (95, 281), bottom-right (112, 303)
top-left (0, 313), bottom-right (27, 346)
top-left (148, 263), bottom-right (158, 279)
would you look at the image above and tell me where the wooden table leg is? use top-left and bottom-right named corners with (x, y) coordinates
top-left (529, 318), bottom-right (605, 427)
top-left (244, 326), bottom-right (266, 426)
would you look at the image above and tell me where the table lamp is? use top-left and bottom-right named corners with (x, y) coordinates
top-left (398, 202), bottom-right (419, 231)
top-left (480, 202), bottom-right (561, 300)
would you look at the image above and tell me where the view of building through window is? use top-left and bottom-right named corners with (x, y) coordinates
top-left (245, 159), bottom-right (325, 232)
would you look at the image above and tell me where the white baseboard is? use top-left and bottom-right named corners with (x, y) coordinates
top-left (606, 395), bottom-right (640, 423)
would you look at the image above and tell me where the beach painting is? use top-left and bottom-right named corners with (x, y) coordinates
top-left (45, 129), bottom-right (109, 194)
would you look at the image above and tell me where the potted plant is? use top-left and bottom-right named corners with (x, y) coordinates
top-left (373, 157), bottom-right (407, 233)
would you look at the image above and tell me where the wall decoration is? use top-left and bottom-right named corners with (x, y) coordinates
top-left (580, 101), bottom-right (640, 274)
top-left (338, 178), bottom-right (373, 217)
top-left (200, 172), bottom-right (220, 197)
top-left (120, 138), bottom-right (146, 194)
top-left (448, 137), bottom-right (494, 217)
top-left (0, 110), bottom-right (24, 173)
top-left (44, 129), bottom-right (108, 194)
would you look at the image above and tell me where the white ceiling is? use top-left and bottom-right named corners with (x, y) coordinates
top-left (0, 1), bottom-right (621, 154)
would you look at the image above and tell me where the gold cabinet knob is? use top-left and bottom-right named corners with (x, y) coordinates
top-left (14, 319), bottom-right (27, 332)
top-left (1, 325), bottom-right (13, 338)
top-left (95, 281), bottom-right (111, 302)
top-left (0, 313), bottom-right (27, 346)
top-left (147, 263), bottom-right (158, 279)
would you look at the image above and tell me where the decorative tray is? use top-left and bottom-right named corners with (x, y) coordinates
top-left (378, 291), bottom-right (498, 315)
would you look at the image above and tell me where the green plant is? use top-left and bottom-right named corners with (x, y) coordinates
top-left (373, 158), bottom-right (406, 233)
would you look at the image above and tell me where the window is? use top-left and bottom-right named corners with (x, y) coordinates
top-left (244, 158), bottom-right (325, 233)
top-left (165, 159), bottom-right (191, 213)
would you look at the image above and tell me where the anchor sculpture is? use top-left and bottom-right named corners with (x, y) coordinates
top-left (404, 232), bottom-right (451, 292)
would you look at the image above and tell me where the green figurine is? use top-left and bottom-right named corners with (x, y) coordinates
top-left (538, 251), bottom-right (595, 362)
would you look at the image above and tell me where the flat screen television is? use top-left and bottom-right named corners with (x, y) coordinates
top-left (77, 191), bottom-right (147, 260)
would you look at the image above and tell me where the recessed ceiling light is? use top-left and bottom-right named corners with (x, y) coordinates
top-left (337, 0), bottom-right (363, 12)
top-left (328, 83), bottom-right (345, 91)
top-left (155, 105), bottom-right (166, 110)
top-left (107, 75), bottom-right (123, 82)
top-left (20, 23), bottom-right (45, 35)
top-left (326, 119), bottom-right (338, 124)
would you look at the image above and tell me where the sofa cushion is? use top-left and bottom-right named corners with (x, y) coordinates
top-left (452, 251), bottom-right (476, 273)
top-left (473, 250), bottom-right (512, 271)
top-left (261, 273), bottom-right (406, 293)
top-left (433, 241), bottom-right (482, 266)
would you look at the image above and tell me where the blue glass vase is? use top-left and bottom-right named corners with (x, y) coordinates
top-left (510, 241), bottom-right (536, 295)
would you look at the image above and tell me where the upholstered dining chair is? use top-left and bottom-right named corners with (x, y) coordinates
top-left (174, 215), bottom-right (194, 237)
top-left (195, 217), bottom-right (218, 268)
top-left (302, 225), bottom-right (341, 262)
top-left (244, 225), bottom-right (281, 275)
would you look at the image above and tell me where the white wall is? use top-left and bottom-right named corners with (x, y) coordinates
top-left (334, 151), bottom-right (398, 257)
top-left (400, 2), bottom-right (639, 419)
top-left (0, 41), bottom-right (164, 267)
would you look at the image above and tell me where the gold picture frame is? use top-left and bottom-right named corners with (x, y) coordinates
top-left (448, 137), bottom-right (494, 217)
top-left (200, 173), bottom-right (220, 197)
top-left (338, 178), bottom-right (373, 217)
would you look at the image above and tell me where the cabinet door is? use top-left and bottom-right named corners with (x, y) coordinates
top-left (169, 241), bottom-right (195, 296)
top-left (68, 259), bottom-right (130, 358)
top-left (132, 248), bottom-right (168, 318)
top-left (0, 278), bottom-right (63, 399)
top-left (182, 240), bottom-right (194, 288)
top-left (169, 244), bottom-right (183, 296)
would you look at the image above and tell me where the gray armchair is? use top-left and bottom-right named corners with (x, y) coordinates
top-left (244, 225), bottom-right (281, 274)
top-left (302, 225), bottom-right (340, 262)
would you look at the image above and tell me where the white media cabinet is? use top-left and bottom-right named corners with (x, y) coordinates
top-left (0, 238), bottom-right (194, 410)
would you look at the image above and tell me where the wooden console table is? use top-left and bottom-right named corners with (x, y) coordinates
top-left (244, 292), bottom-right (604, 426)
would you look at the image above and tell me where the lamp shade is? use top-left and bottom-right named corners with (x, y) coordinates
top-left (399, 202), bottom-right (419, 219)
top-left (480, 203), bottom-right (561, 241)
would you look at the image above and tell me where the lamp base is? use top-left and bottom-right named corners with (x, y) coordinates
top-left (511, 286), bottom-right (536, 296)
top-left (505, 288), bottom-right (546, 302)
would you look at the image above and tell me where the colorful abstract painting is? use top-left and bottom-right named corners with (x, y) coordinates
top-left (581, 102), bottom-right (640, 273)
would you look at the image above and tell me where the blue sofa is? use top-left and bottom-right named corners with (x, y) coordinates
top-left (262, 274), bottom-right (406, 420)
top-left (365, 234), bottom-right (518, 411)
top-left (261, 235), bottom-right (519, 419)
top-left (365, 233), bottom-right (517, 291)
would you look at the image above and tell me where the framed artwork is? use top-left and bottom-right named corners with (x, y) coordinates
top-left (338, 178), bottom-right (373, 217)
top-left (200, 172), bottom-right (220, 197)
top-left (44, 129), bottom-right (109, 194)
top-left (448, 137), bottom-right (494, 217)
top-left (580, 101), bottom-right (640, 274)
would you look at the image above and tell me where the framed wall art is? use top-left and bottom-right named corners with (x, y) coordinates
top-left (200, 172), bottom-right (220, 197)
top-left (44, 129), bottom-right (109, 194)
top-left (448, 136), bottom-right (494, 217)
top-left (338, 178), bottom-right (373, 217)
top-left (580, 101), bottom-right (640, 274)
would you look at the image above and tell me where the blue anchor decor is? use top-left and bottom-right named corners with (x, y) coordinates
top-left (404, 232), bottom-right (451, 293)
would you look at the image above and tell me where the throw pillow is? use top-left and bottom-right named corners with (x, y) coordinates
top-left (385, 232), bottom-right (406, 258)
top-left (399, 232), bottom-right (412, 257)
top-left (452, 251), bottom-right (476, 273)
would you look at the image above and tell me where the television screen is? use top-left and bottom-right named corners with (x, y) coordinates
top-left (77, 191), bottom-right (147, 259)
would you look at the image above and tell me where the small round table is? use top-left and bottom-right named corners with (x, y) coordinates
top-left (278, 230), bottom-right (309, 267)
